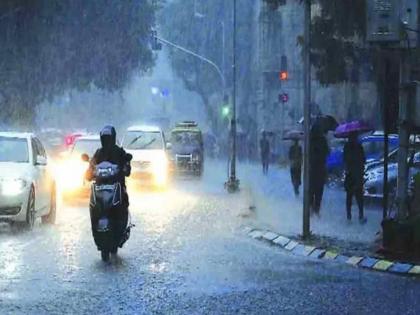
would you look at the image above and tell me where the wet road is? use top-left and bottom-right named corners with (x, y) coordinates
top-left (1, 172), bottom-right (420, 314)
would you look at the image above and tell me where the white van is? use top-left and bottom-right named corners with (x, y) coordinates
top-left (122, 126), bottom-right (169, 187)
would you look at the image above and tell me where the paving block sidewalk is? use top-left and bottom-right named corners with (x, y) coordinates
top-left (237, 162), bottom-right (384, 251)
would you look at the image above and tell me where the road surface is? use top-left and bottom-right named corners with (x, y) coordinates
top-left (1, 167), bottom-right (420, 314)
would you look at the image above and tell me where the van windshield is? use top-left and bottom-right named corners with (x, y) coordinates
top-left (171, 131), bottom-right (202, 147)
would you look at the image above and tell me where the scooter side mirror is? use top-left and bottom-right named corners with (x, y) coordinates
top-left (81, 153), bottom-right (90, 162)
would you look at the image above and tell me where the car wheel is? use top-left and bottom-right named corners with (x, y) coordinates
top-left (42, 184), bottom-right (56, 225)
top-left (22, 186), bottom-right (36, 230)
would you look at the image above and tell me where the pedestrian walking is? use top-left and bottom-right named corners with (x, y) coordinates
top-left (260, 131), bottom-right (270, 175)
top-left (343, 134), bottom-right (366, 223)
top-left (289, 139), bottom-right (302, 196)
top-left (334, 120), bottom-right (372, 223)
top-left (309, 126), bottom-right (330, 216)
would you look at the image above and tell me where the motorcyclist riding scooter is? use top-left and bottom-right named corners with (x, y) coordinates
top-left (85, 126), bottom-right (133, 261)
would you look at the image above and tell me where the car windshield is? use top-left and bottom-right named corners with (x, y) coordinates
top-left (0, 137), bottom-right (29, 163)
top-left (171, 131), bottom-right (202, 147)
top-left (124, 131), bottom-right (163, 150)
top-left (71, 139), bottom-right (101, 157)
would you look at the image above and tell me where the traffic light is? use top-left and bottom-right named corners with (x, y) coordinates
top-left (221, 94), bottom-right (230, 118)
top-left (279, 71), bottom-right (288, 81)
top-left (222, 106), bottom-right (230, 117)
top-left (279, 55), bottom-right (288, 81)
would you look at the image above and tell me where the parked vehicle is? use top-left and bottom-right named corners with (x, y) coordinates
top-left (122, 125), bottom-right (169, 187)
top-left (169, 121), bottom-right (204, 176)
top-left (0, 132), bottom-right (56, 229)
top-left (364, 150), bottom-right (420, 200)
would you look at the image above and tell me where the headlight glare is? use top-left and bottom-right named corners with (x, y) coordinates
top-left (1, 179), bottom-right (27, 196)
top-left (152, 153), bottom-right (168, 186)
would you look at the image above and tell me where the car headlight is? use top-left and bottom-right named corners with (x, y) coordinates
top-left (1, 179), bottom-right (27, 196)
top-left (152, 154), bottom-right (168, 186)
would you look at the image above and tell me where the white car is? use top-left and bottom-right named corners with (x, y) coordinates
top-left (0, 132), bottom-right (56, 229)
top-left (122, 126), bottom-right (169, 187)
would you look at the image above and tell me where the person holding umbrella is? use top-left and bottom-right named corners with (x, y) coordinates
top-left (298, 114), bottom-right (337, 216)
top-left (285, 130), bottom-right (303, 196)
top-left (335, 121), bottom-right (371, 223)
top-left (309, 126), bottom-right (330, 216)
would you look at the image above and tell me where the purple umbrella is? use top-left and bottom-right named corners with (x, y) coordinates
top-left (283, 130), bottom-right (304, 140)
top-left (334, 120), bottom-right (373, 138)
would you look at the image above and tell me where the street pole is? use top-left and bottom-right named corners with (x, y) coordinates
top-left (382, 58), bottom-right (390, 219)
top-left (396, 49), bottom-right (411, 220)
top-left (302, 0), bottom-right (311, 239)
top-left (225, 0), bottom-right (239, 193)
top-left (155, 36), bottom-right (226, 91)
top-left (221, 21), bottom-right (225, 79)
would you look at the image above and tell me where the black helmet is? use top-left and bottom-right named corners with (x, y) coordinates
top-left (100, 125), bottom-right (116, 150)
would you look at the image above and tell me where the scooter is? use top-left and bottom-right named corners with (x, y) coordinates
top-left (88, 159), bottom-right (132, 261)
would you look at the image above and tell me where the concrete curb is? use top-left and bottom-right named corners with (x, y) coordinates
top-left (243, 225), bottom-right (420, 276)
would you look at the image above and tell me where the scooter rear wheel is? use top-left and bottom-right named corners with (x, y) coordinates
top-left (101, 250), bottom-right (110, 262)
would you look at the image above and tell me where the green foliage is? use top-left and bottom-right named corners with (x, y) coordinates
top-left (262, 0), bottom-right (286, 10)
top-left (311, 0), bottom-right (368, 85)
top-left (159, 0), bottom-right (255, 130)
top-left (0, 0), bottom-right (157, 126)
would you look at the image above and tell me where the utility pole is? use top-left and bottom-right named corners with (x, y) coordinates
top-left (302, 0), bottom-right (311, 239)
top-left (225, 0), bottom-right (239, 193)
top-left (382, 57), bottom-right (391, 219)
top-left (396, 49), bottom-right (411, 219)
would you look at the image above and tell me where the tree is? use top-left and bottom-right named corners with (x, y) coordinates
top-left (159, 0), bottom-right (256, 132)
top-left (311, 0), bottom-right (368, 85)
top-left (0, 0), bottom-right (158, 126)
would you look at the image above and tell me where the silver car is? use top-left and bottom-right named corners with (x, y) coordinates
top-left (364, 151), bottom-right (420, 199)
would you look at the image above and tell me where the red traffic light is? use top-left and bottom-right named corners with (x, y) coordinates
top-left (279, 71), bottom-right (288, 81)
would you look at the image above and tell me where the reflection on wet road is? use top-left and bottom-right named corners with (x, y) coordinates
top-left (1, 167), bottom-right (420, 314)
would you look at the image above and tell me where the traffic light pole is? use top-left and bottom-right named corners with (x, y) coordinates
top-left (225, 0), bottom-right (239, 193)
top-left (302, 0), bottom-right (311, 239)
top-left (154, 35), bottom-right (226, 91)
